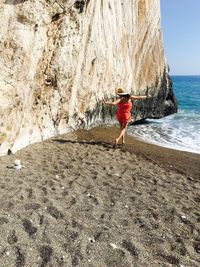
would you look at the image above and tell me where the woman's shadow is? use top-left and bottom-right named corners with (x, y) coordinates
top-left (52, 139), bottom-right (118, 150)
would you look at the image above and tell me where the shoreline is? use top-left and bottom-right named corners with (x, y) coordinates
top-left (129, 133), bottom-right (200, 155)
top-left (0, 126), bottom-right (199, 266)
top-left (77, 126), bottom-right (200, 180)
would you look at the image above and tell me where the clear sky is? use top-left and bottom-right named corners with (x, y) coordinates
top-left (160, 0), bottom-right (200, 75)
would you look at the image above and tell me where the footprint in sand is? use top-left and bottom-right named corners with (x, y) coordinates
top-left (39, 245), bottom-right (53, 267)
top-left (22, 219), bottom-right (37, 236)
top-left (7, 230), bottom-right (18, 244)
top-left (24, 203), bottom-right (40, 210)
top-left (41, 187), bottom-right (48, 196)
top-left (158, 253), bottom-right (180, 265)
top-left (121, 240), bottom-right (139, 257)
top-left (15, 247), bottom-right (26, 267)
top-left (193, 242), bottom-right (200, 254)
top-left (47, 205), bottom-right (64, 220)
top-left (0, 217), bottom-right (9, 225)
top-left (26, 188), bottom-right (34, 198)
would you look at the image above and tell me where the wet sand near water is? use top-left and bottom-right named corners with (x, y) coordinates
top-left (0, 126), bottom-right (200, 267)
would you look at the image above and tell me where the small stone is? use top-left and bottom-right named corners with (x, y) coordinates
top-left (87, 193), bottom-right (95, 198)
top-left (45, 79), bottom-right (52, 85)
top-left (14, 159), bottom-right (21, 166)
top-left (8, 149), bottom-right (13, 155)
top-left (110, 243), bottom-right (118, 249)
top-left (14, 164), bottom-right (22, 170)
top-left (181, 215), bottom-right (187, 221)
top-left (88, 237), bottom-right (95, 243)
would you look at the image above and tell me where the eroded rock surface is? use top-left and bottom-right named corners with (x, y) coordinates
top-left (0, 0), bottom-right (177, 155)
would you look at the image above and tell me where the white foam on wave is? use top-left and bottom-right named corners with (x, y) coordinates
top-left (128, 110), bottom-right (200, 154)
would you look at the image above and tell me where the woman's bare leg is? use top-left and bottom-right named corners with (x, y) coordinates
top-left (122, 130), bottom-right (125, 144)
top-left (122, 119), bottom-right (131, 144)
top-left (115, 122), bottom-right (128, 146)
top-left (119, 122), bottom-right (124, 144)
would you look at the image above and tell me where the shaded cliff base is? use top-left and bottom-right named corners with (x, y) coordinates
top-left (0, 126), bottom-right (200, 267)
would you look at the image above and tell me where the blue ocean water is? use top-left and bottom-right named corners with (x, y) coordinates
top-left (128, 75), bottom-right (200, 154)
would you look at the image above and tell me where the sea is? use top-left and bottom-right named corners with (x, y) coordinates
top-left (128, 75), bottom-right (200, 154)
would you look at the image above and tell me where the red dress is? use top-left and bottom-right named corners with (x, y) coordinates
top-left (116, 100), bottom-right (132, 124)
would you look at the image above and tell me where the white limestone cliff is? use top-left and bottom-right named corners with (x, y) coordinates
top-left (0, 0), bottom-right (177, 155)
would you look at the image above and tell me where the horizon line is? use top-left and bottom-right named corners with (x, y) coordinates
top-left (170, 74), bottom-right (200, 76)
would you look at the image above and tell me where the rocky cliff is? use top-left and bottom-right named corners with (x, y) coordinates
top-left (0, 0), bottom-right (177, 155)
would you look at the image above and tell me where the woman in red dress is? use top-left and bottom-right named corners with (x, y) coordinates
top-left (105, 88), bottom-right (150, 147)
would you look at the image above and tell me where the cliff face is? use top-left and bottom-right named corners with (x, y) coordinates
top-left (0, 0), bottom-right (177, 155)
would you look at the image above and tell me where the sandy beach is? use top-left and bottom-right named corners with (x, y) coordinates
top-left (0, 126), bottom-right (200, 267)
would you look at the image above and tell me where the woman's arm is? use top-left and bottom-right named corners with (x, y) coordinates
top-left (104, 99), bottom-right (120, 106)
top-left (130, 94), bottom-right (151, 100)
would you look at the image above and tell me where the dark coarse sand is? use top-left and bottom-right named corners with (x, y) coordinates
top-left (0, 126), bottom-right (199, 267)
